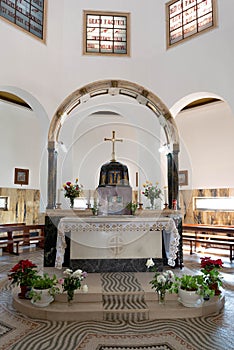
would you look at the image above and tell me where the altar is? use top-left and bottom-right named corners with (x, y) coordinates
top-left (55, 215), bottom-right (180, 272)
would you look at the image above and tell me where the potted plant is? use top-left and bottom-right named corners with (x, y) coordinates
top-left (91, 200), bottom-right (99, 215)
top-left (126, 202), bottom-right (138, 215)
top-left (8, 259), bottom-right (38, 299)
top-left (200, 257), bottom-right (223, 296)
top-left (29, 273), bottom-right (59, 307)
top-left (171, 274), bottom-right (215, 307)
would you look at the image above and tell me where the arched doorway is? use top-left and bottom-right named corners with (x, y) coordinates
top-left (47, 79), bottom-right (180, 209)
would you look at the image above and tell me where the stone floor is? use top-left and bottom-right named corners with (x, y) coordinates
top-left (0, 246), bottom-right (233, 350)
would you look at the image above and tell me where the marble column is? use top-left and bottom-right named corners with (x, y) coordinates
top-left (167, 144), bottom-right (179, 209)
top-left (47, 141), bottom-right (57, 209)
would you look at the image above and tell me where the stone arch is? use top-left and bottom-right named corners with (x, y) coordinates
top-left (47, 79), bottom-right (180, 209)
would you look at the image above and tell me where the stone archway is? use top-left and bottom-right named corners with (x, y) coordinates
top-left (47, 79), bottom-right (180, 209)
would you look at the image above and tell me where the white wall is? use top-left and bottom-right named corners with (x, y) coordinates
top-left (176, 101), bottom-right (234, 189)
top-left (1, 0), bottom-right (234, 209)
top-left (0, 102), bottom-right (41, 189)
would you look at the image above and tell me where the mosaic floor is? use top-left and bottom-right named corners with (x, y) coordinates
top-left (0, 247), bottom-right (233, 350)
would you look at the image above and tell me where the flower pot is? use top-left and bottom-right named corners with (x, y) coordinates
top-left (18, 285), bottom-right (31, 299)
top-left (178, 288), bottom-right (203, 308)
top-left (209, 282), bottom-right (221, 296)
top-left (31, 288), bottom-right (54, 307)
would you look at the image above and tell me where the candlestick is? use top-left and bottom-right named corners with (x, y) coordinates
top-left (136, 172), bottom-right (139, 187)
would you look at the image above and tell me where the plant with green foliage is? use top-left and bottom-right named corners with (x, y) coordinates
top-left (170, 274), bottom-right (215, 299)
top-left (29, 273), bottom-right (59, 302)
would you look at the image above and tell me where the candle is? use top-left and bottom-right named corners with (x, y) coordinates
top-left (87, 190), bottom-right (91, 205)
top-left (135, 172), bottom-right (139, 187)
top-left (83, 284), bottom-right (88, 293)
top-left (138, 173), bottom-right (142, 203)
top-left (57, 188), bottom-right (61, 203)
top-left (164, 186), bottom-right (168, 204)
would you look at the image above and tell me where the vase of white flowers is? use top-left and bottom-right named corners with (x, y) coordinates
top-left (60, 268), bottom-right (87, 303)
top-left (146, 258), bottom-right (175, 304)
top-left (142, 181), bottom-right (162, 209)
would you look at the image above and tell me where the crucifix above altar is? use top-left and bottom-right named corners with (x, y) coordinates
top-left (104, 130), bottom-right (123, 162)
top-left (97, 131), bottom-right (132, 215)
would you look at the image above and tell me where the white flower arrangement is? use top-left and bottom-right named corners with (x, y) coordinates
top-left (146, 258), bottom-right (175, 293)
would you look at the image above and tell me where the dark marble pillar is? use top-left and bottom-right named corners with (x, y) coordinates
top-left (47, 141), bottom-right (57, 209)
top-left (167, 144), bottom-right (179, 209)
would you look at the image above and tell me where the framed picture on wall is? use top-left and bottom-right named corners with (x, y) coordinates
top-left (179, 170), bottom-right (188, 186)
top-left (14, 168), bottom-right (29, 185)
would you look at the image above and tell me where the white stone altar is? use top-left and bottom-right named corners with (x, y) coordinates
top-left (55, 215), bottom-right (180, 272)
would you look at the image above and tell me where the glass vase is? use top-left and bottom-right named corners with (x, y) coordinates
top-left (67, 289), bottom-right (74, 304)
top-left (70, 197), bottom-right (74, 209)
top-left (150, 198), bottom-right (155, 209)
top-left (157, 290), bottom-right (166, 305)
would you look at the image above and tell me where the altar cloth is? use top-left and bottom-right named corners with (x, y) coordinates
top-left (55, 216), bottom-right (180, 269)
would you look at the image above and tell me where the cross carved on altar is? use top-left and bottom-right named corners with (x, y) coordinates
top-left (104, 131), bottom-right (123, 161)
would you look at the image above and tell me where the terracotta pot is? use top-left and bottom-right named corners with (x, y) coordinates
top-left (209, 282), bottom-right (221, 296)
top-left (18, 285), bottom-right (31, 299)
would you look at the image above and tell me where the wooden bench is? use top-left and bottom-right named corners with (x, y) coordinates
top-left (182, 224), bottom-right (234, 262)
top-left (0, 224), bottom-right (45, 255)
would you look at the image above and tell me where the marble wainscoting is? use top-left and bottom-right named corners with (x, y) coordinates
top-left (180, 188), bottom-right (234, 225)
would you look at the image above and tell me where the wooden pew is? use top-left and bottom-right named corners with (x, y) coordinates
top-left (0, 224), bottom-right (44, 255)
top-left (182, 224), bottom-right (234, 261)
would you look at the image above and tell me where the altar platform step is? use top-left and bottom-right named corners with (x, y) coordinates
top-left (12, 272), bottom-right (225, 322)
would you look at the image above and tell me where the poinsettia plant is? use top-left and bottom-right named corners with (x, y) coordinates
top-left (8, 259), bottom-right (38, 287)
top-left (200, 256), bottom-right (223, 290)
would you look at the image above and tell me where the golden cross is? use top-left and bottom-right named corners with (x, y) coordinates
top-left (104, 131), bottom-right (123, 161)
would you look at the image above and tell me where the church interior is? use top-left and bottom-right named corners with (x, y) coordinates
top-left (0, 0), bottom-right (234, 349)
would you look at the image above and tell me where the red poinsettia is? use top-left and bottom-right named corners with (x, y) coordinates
top-left (200, 257), bottom-right (223, 271)
top-left (8, 259), bottom-right (38, 286)
top-left (200, 257), bottom-right (223, 294)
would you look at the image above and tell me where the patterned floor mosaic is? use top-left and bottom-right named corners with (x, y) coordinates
top-left (0, 248), bottom-right (234, 350)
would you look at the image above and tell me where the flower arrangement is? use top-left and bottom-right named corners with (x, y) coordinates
top-left (63, 178), bottom-right (83, 208)
top-left (8, 259), bottom-right (38, 287)
top-left (142, 181), bottom-right (162, 208)
top-left (149, 269), bottom-right (175, 293)
top-left (146, 258), bottom-right (175, 303)
top-left (200, 256), bottom-right (223, 295)
top-left (63, 178), bottom-right (83, 199)
top-left (59, 268), bottom-right (87, 302)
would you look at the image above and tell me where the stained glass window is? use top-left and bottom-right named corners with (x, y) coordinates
top-left (0, 0), bottom-right (46, 41)
top-left (83, 11), bottom-right (130, 56)
top-left (166, 0), bottom-right (217, 47)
